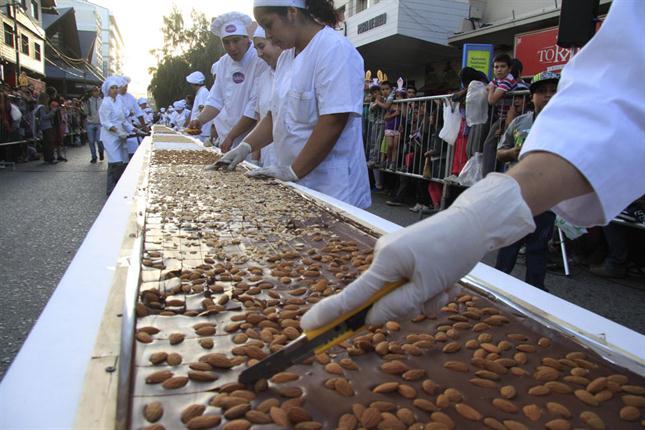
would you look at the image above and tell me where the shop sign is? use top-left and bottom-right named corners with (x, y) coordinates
top-left (462, 44), bottom-right (494, 80)
top-left (357, 13), bottom-right (386, 34)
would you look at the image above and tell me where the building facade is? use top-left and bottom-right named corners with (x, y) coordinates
top-left (0, 0), bottom-right (49, 86)
top-left (56, 0), bottom-right (123, 78)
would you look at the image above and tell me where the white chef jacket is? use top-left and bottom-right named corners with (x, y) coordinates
top-left (520, 0), bottom-right (645, 227)
top-left (99, 96), bottom-right (132, 164)
top-left (172, 109), bottom-right (189, 131)
top-left (253, 66), bottom-right (277, 167)
top-left (192, 85), bottom-right (212, 138)
top-left (206, 44), bottom-right (267, 147)
top-left (118, 93), bottom-right (144, 154)
top-left (271, 26), bottom-right (371, 209)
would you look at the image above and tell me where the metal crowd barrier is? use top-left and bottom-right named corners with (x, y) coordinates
top-left (363, 90), bottom-right (533, 209)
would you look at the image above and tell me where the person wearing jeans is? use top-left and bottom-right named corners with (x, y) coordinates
top-left (82, 86), bottom-right (104, 163)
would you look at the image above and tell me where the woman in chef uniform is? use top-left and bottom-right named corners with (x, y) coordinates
top-left (299, 0), bottom-right (645, 331)
top-left (216, 0), bottom-right (371, 209)
top-left (185, 71), bottom-right (212, 142)
top-left (99, 76), bottom-right (133, 195)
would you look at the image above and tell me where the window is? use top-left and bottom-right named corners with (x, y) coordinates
top-left (356, 0), bottom-right (368, 14)
top-left (34, 42), bottom-right (41, 61)
top-left (21, 34), bottom-right (29, 55)
top-left (4, 24), bottom-right (14, 47)
top-left (20, 0), bottom-right (27, 9)
top-left (31, 1), bottom-right (39, 20)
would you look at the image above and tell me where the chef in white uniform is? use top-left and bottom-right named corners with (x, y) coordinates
top-left (188, 12), bottom-right (268, 152)
top-left (251, 25), bottom-right (282, 167)
top-left (300, 0), bottom-right (645, 331)
top-left (172, 100), bottom-right (189, 130)
top-left (99, 76), bottom-right (134, 195)
top-left (117, 77), bottom-right (146, 157)
top-left (185, 71), bottom-right (212, 141)
top-left (216, 0), bottom-right (371, 209)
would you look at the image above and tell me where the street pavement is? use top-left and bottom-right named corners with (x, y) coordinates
top-left (0, 149), bottom-right (643, 381)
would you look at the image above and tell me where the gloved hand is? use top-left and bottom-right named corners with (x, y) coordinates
top-left (246, 165), bottom-right (298, 182)
top-left (300, 173), bottom-right (536, 330)
top-left (206, 141), bottom-right (252, 171)
top-left (117, 131), bottom-right (128, 140)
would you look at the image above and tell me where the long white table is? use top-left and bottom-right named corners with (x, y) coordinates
top-left (1, 137), bottom-right (643, 429)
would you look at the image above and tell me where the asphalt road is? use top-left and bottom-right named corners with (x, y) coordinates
top-left (0, 148), bottom-right (643, 381)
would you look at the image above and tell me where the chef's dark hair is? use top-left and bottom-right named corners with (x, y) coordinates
top-left (257, 0), bottom-right (339, 28)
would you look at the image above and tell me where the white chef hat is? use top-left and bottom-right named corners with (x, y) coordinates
top-left (160, 107), bottom-right (166, 113)
top-left (168, 107), bottom-right (175, 112)
top-left (145, 107), bottom-right (152, 113)
top-left (254, 0), bottom-right (305, 8)
top-left (121, 76), bottom-right (131, 85)
top-left (173, 100), bottom-right (186, 110)
top-left (253, 26), bottom-right (266, 39)
top-left (138, 97), bottom-right (148, 105)
top-left (211, 12), bottom-right (252, 38)
top-left (101, 76), bottom-right (121, 96)
top-left (211, 59), bottom-right (221, 77)
top-left (186, 71), bottom-right (206, 85)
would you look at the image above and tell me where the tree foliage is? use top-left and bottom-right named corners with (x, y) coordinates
top-left (148, 8), bottom-right (225, 109)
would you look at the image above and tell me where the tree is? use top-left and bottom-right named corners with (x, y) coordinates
top-left (148, 8), bottom-right (225, 109)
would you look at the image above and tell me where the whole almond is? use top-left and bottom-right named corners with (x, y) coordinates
top-left (500, 385), bottom-right (516, 399)
top-left (522, 404), bottom-right (541, 421)
top-left (442, 342), bottom-right (461, 353)
top-left (397, 384), bottom-right (416, 399)
top-left (222, 419), bottom-right (251, 430)
top-left (196, 326), bottom-right (216, 336)
top-left (149, 352), bottom-right (168, 365)
top-left (621, 385), bottom-right (645, 395)
top-left (436, 394), bottom-right (450, 408)
top-left (608, 374), bottom-right (629, 384)
top-left (162, 376), bottom-right (189, 389)
top-left (205, 353), bottom-right (234, 369)
top-left (396, 408), bottom-right (416, 426)
top-left (287, 406), bottom-right (311, 423)
top-left (334, 378), bottom-right (355, 397)
top-left (619, 405), bottom-right (640, 421)
top-left (586, 377), bottom-right (607, 394)
top-left (277, 386), bottom-right (303, 398)
top-left (294, 422), bottom-right (322, 430)
top-left (545, 418), bottom-right (571, 430)
top-left (166, 352), bottom-right (183, 366)
top-left (492, 398), bottom-right (518, 413)
top-left (143, 402), bottom-right (163, 422)
top-left (200, 338), bottom-right (214, 349)
top-left (454, 403), bottom-right (482, 421)
top-left (470, 378), bottom-right (497, 389)
top-left (574, 389), bottom-right (599, 406)
top-left (534, 367), bottom-right (559, 382)
top-left (136, 332), bottom-right (154, 343)
top-left (413, 398), bottom-right (437, 412)
top-left (337, 413), bottom-right (358, 430)
top-left (270, 407), bottom-right (290, 427)
top-left (622, 394), bottom-right (645, 407)
top-left (402, 368), bottom-right (426, 381)
top-left (324, 362), bottom-right (344, 375)
top-left (146, 370), bottom-right (173, 384)
top-left (580, 411), bottom-right (605, 429)
top-left (545, 381), bottom-right (572, 394)
top-left (169, 333), bottom-right (185, 345)
top-left (503, 420), bottom-right (530, 430)
top-left (443, 361), bottom-right (468, 372)
top-left (257, 398), bottom-right (280, 413)
top-left (224, 404), bottom-right (251, 420)
top-left (483, 417), bottom-right (506, 430)
top-left (475, 370), bottom-right (500, 381)
top-left (188, 371), bottom-right (218, 382)
top-left (430, 411), bottom-right (454, 429)
top-left (373, 381), bottom-right (399, 393)
top-left (528, 385), bottom-right (550, 396)
top-left (244, 410), bottom-right (271, 424)
top-left (564, 375), bottom-right (590, 385)
top-left (181, 404), bottom-right (206, 423)
top-left (271, 372), bottom-right (300, 383)
top-left (361, 407), bottom-right (381, 428)
top-left (424, 423), bottom-right (449, 430)
top-left (186, 415), bottom-right (222, 430)
top-left (422, 379), bottom-right (437, 395)
top-left (546, 402), bottom-right (571, 418)
top-left (380, 360), bottom-right (410, 375)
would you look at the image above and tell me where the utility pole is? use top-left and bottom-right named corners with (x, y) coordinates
top-left (9, 0), bottom-right (21, 78)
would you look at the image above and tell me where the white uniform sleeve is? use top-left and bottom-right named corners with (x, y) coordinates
top-left (245, 68), bottom-right (263, 120)
top-left (99, 100), bottom-right (116, 131)
top-left (132, 97), bottom-right (144, 118)
top-left (315, 35), bottom-right (364, 116)
top-left (206, 66), bottom-right (225, 111)
top-left (520, 0), bottom-right (645, 227)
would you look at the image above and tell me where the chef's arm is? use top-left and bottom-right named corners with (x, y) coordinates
top-left (291, 113), bottom-right (349, 179)
top-left (244, 113), bottom-right (274, 151)
top-left (191, 106), bottom-right (220, 128)
top-left (509, 151), bottom-right (592, 216)
top-left (221, 116), bottom-right (258, 152)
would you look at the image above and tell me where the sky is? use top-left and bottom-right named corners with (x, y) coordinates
top-left (90, 0), bottom-right (255, 97)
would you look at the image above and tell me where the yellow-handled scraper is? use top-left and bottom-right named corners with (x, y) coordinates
top-left (238, 279), bottom-right (407, 385)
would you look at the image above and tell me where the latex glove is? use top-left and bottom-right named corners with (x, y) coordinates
top-left (300, 173), bottom-right (536, 330)
top-left (117, 131), bottom-right (128, 140)
top-left (206, 141), bottom-right (252, 171)
top-left (245, 165), bottom-right (298, 182)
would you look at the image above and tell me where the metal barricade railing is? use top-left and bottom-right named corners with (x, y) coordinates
top-left (363, 89), bottom-right (533, 209)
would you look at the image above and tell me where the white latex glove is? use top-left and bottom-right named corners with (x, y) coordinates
top-left (117, 131), bottom-right (128, 140)
top-left (206, 141), bottom-right (252, 171)
top-left (300, 173), bottom-right (536, 329)
top-left (246, 165), bottom-right (298, 182)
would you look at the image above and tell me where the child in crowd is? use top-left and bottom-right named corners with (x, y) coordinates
top-left (383, 89), bottom-right (406, 170)
top-left (487, 53), bottom-right (517, 122)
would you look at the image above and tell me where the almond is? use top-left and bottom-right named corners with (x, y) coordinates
top-left (442, 342), bottom-right (461, 353)
top-left (580, 411), bottom-right (605, 429)
top-left (622, 385), bottom-right (645, 395)
top-left (287, 406), bottom-right (311, 424)
top-left (622, 394), bottom-right (645, 407)
top-left (166, 352), bottom-right (182, 366)
top-left (424, 424), bottom-right (450, 430)
top-left (361, 407), bottom-right (381, 428)
top-left (563, 375), bottom-right (589, 385)
top-left (204, 353), bottom-right (234, 369)
top-left (143, 402), bottom-right (163, 422)
top-left (436, 394), bottom-right (450, 408)
top-left (544, 381), bottom-right (571, 394)
top-left (443, 361), bottom-right (468, 372)
top-left (270, 372), bottom-right (300, 383)
top-left (380, 360), bottom-right (410, 375)
top-left (149, 352), bottom-right (168, 365)
top-left (546, 402), bottom-right (571, 418)
top-left (528, 385), bottom-right (550, 396)
top-left (136, 331), bottom-right (154, 343)
top-left (619, 405), bottom-right (640, 421)
top-left (277, 386), bottom-right (303, 398)
top-left (181, 404), bottom-right (206, 423)
top-left (575, 389), bottom-right (599, 406)
top-left (169, 332), bottom-right (185, 345)
top-left (534, 367), bottom-right (559, 382)
top-left (223, 419), bottom-right (251, 430)
top-left (402, 368), bottom-right (426, 381)
top-left (538, 337), bottom-right (551, 347)
top-left (145, 370), bottom-right (173, 384)
top-left (545, 419), bottom-right (571, 430)
top-left (162, 376), bottom-right (189, 389)
top-left (422, 379), bottom-right (437, 395)
top-left (334, 378), bottom-right (355, 397)
top-left (397, 384), bottom-right (416, 399)
top-left (186, 415), bottom-right (222, 430)
top-left (224, 404), bottom-right (251, 420)
top-left (586, 377), bottom-right (607, 394)
top-left (522, 404), bottom-right (541, 421)
top-left (373, 382), bottom-right (399, 394)
top-left (294, 422), bottom-right (322, 430)
top-left (500, 385), bottom-right (516, 399)
top-left (469, 378), bottom-right (497, 388)
top-left (608, 374), bottom-right (629, 384)
top-left (195, 326), bottom-right (216, 336)
top-left (188, 371), bottom-right (218, 382)
top-left (503, 420), bottom-right (530, 430)
top-left (257, 398), bottom-right (280, 413)
top-left (337, 413), bottom-right (358, 430)
top-left (444, 388), bottom-right (462, 402)
top-left (324, 362), bottom-right (344, 375)
top-left (200, 338), bottom-right (214, 349)
top-left (492, 398), bottom-right (518, 413)
top-left (412, 398), bottom-right (437, 412)
top-left (454, 403), bottom-right (482, 421)
top-left (270, 406), bottom-right (290, 426)
top-left (429, 412), bottom-right (454, 429)
top-left (396, 408), bottom-right (416, 426)
top-left (482, 417), bottom-right (506, 430)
